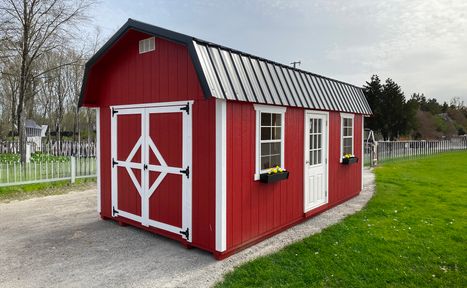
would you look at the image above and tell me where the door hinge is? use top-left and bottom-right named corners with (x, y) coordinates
top-left (325, 190), bottom-right (328, 197)
top-left (180, 166), bottom-right (190, 178)
top-left (143, 164), bottom-right (148, 170)
top-left (112, 158), bottom-right (118, 167)
top-left (179, 227), bottom-right (190, 240)
top-left (180, 103), bottom-right (190, 115)
top-left (112, 107), bottom-right (119, 117)
top-left (112, 206), bottom-right (119, 217)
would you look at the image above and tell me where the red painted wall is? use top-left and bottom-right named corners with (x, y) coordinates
top-left (225, 101), bottom-right (363, 253)
top-left (88, 30), bottom-right (216, 252)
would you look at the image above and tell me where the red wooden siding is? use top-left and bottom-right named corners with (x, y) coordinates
top-left (327, 113), bottom-right (363, 207)
top-left (84, 29), bottom-right (203, 106)
top-left (91, 31), bottom-right (216, 252)
top-left (148, 112), bottom-right (183, 228)
top-left (225, 101), bottom-right (363, 252)
top-left (226, 102), bottom-right (305, 251)
top-left (116, 114), bottom-right (142, 217)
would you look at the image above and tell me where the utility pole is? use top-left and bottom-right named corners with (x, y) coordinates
top-left (290, 61), bottom-right (301, 68)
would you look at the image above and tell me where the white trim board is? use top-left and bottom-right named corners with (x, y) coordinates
top-left (361, 116), bottom-right (365, 192)
top-left (95, 108), bottom-right (101, 213)
top-left (215, 99), bottom-right (227, 252)
top-left (110, 100), bottom-right (194, 110)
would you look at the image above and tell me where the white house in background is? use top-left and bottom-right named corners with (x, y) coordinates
top-left (25, 119), bottom-right (47, 150)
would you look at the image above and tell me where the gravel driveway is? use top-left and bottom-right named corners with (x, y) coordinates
top-left (0, 169), bottom-right (374, 288)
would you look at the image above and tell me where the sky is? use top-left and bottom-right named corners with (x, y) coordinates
top-left (88, 0), bottom-right (467, 104)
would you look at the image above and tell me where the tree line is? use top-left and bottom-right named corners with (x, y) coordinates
top-left (0, 0), bottom-right (98, 162)
top-left (364, 75), bottom-right (467, 140)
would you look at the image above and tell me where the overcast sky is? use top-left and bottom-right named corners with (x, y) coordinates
top-left (89, 0), bottom-right (467, 104)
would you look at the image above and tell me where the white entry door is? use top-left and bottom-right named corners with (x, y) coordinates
top-left (304, 112), bottom-right (328, 212)
top-left (110, 101), bottom-right (192, 242)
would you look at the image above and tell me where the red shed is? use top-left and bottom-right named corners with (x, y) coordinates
top-left (80, 19), bottom-right (372, 259)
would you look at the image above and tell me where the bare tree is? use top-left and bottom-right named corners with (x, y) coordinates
top-left (64, 48), bottom-right (85, 142)
top-left (0, 0), bottom-right (92, 162)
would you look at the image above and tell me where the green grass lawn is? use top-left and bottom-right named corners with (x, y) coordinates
top-left (217, 151), bottom-right (467, 287)
top-left (0, 178), bottom-right (96, 203)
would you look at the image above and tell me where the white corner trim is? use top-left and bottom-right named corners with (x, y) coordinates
top-left (253, 104), bottom-right (287, 113)
top-left (95, 108), bottom-right (101, 213)
top-left (215, 99), bottom-right (227, 252)
top-left (361, 115), bottom-right (364, 191)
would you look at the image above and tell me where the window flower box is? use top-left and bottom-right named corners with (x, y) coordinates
top-left (260, 166), bottom-right (289, 183)
top-left (260, 171), bottom-right (289, 183)
top-left (342, 155), bottom-right (358, 164)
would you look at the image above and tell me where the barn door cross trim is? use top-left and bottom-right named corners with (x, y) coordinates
top-left (110, 101), bottom-right (193, 242)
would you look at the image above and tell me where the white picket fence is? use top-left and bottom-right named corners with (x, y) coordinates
top-left (364, 137), bottom-right (467, 166)
top-left (0, 141), bottom-right (96, 157)
top-left (0, 157), bottom-right (96, 187)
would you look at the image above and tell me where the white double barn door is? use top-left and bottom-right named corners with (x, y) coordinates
top-left (110, 102), bottom-right (192, 241)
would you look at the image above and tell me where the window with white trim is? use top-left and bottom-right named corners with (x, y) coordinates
top-left (341, 114), bottom-right (354, 157)
top-left (254, 105), bottom-right (286, 179)
top-left (139, 37), bottom-right (155, 54)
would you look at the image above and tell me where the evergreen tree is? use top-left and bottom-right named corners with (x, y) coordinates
top-left (363, 75), bottom-right (383, 132)
top-left (363, 76), bottom-right (417, 140)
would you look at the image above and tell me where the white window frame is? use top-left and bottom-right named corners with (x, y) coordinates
top-left (254, 104), bottom-right (286, 180)
top-left (340, 113), bottom-right (355, 162)
top-left (139, 37), bottom-right (156, 54)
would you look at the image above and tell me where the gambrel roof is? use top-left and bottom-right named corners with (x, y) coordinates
top-left (80, 19), bottom-right (372, 115)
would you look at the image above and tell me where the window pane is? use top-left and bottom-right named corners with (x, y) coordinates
top-left (342, 118), bottom-right (349, 127)
top-left (261, 143), bottom-right (270, 157)
top-left (261, 113), bottom-right (271, 126)
top-left (317, 119), bottom-right (322, 133)
top-left (343, 127), bottom-right (350, 136)
top-left (261, 156), bottom-right (271, 170)
top-left (271, 142), bottom-right (281, 154)
top-left (261, 127), bottom-right (271, 140)
top-left (272, 127), bottom-right (281, 140)
top-left (309, 135), bottom-right (313, 149)
top-left (271, 155), bottom-right (281, 167)
top-left (309, 150), bottom-right (313, 165)
top-left (309, 119), bottom-right (314, 133)
top-left (343, 146), bottom-right (352, 155)
top-left (317, 135), bottom-right (322, 148)
top-left (317, 149), bottom-right (322, 164)
top-left (272, 113), bottom-right (281, 126)
top-left (344, 137), bottom-right (352, 148)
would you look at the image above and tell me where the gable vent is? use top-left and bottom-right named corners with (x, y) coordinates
top-left (139, 37), bottom-right (155, 54)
